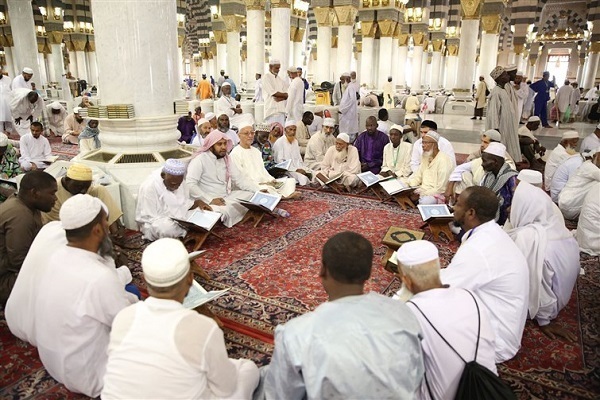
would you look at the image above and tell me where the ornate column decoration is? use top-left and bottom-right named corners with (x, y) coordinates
top-left (313, 4), bottom-right (334, 82)
top-left (334, 2), bottom-right (358, 77)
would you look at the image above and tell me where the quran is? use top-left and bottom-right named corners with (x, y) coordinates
top-left (315, 172), bottom-right (343, 186)
top-left (239, 191), bottom-right (281, 212)
top-left (183, 280), bottom-right (230, 309)
top-left (417, 204), bottom-right (454, 222)
top-left (268, 159), bottom-right (292, 177)
top-left (379, 178), bottom-right (416, 195)
top-left (357, 171), bottom-right (394, 187)
top-left (173, 209), bottom-right (222, 232)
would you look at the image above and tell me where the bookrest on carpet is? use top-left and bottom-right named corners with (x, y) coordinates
top-left (381, 226), bottom-right (424, 273)
top-left (420, 217), bottom-right (455, 241)
top-left (241, 207), bottom-right (277, 227)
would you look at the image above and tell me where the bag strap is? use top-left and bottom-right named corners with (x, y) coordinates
top-left (463, 289), bottom-right (481, 362)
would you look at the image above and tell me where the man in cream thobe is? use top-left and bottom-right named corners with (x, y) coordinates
top-left (558, 154), bottom-right (600, 220)
top-left (10, 88), bottom-right (47, 137)
top-left (380, 125), bottom-right (412, 179)
top-left (544, 131), bottom-right (580, 191)
top-left (262, 60), bottom-right (288, 126)
top-left (555, 81), bottom-right (574, 125)
top-left (272, 122), bottom-right (312, 186)
top-left (338, 74), bottom-right (359, 142)
top-left (18, 122), bottom-right (51, 171)
top-left (409, 121), bottom-right (456, 173)
top-left (514, 72), bottom-right (530, 122)
top-left (0, 70), bottom-right (12, 133)
top-left (186, 131), bottom-right (260, 228)
top-left (508, 181), bottom-right (580, 342)
top-left (213, 83), bottom-right (254, 129)
top-left (315, 133), bottom-right (361, 190)
top-left (304, 117), bottom-right (336, 170)
top-left (577, 182), bottom-right (600, 256)
top-left (285, 67), bottom-right (304, 123)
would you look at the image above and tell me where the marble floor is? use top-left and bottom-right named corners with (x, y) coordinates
top-left (427, 114), bottom-right (597, 156)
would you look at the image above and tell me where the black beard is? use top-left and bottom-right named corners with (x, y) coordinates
top-left (218, 126), bottom-right (228, 133)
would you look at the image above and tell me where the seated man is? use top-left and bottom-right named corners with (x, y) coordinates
top-left (441, 186), bottom-right (529, 362)
top-left (27, 194), bottom-right (138, 397)
top-left (136, 159), bottom-right (211, 241)
top-left (263, 231), bottom-right (424, 399)
top-left (0, 171), bottom-right (57, 306)
top-left (0, 133), bottom-right (22, 201)
top-left (268, 122), bottom-right (284, 145)
top-left (507, 181), bottom-right (580, 342)
top-left (101, 238), bottom-right (259, 399)
top-left (410, 120), bottom-right (456, 173)
top-left (577, 182), bottom-right (600, 256)
top-left (252, 123), bottom-right (277, 171)
top-left (518, 116), bottom-right (546, 170)
top-left (315, 133), bottom-right (361, 191)
top-left (479, 143), bottom-right (518, 225)
top-left (214, 82), bottom-right (253, 130)
top-left (550, 152), bottom-right (588, 203)
top-left (191, 118), bottom-right (211, 147)
top-left (544, 130), bottom-right (579, 191)
top-left (205, 112), bottom-right (218, 130)
top-left (397, 240), bottom-right (497, 400)
top-left (558, 149), bottom-right (600, 220)
top-left (354, 116), bottom-right (389, 174)
top-left (63, 107), bottom-right (87, 144)
top-left (304, 117), bottom-right (336, 171)
top-left (295, 111), bottom-right (314, 156)
top-left (272, 120), bottom-right (312, 185)
top-left (46, 101), bottom-right (67, 138)
top-left (580, 123), bottom-right (600, 153)
top-left (217, 113), bottom-right (240, 147)
top-left (377, 108), bottom-right (394, 135)
top-left (9, 88), bottom-right (47, 137)
top-left (230, 123), bottom-right (298, 198)
top-left (19, 121), bottom-right (51, 171)
top-left (78, 119), bottom-right (101, 155)
top-left (380, 124), bottom-right (412, 179)
top-left (405, 91), bottom-right (421, 113)
top-left (186, 130), bottom-right (260, 228)
top-left (360, 92), bottom-right (379, 107)
top-left (405, 131), bottom-right (453, 205)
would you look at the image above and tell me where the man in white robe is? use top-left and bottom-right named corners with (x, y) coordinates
top-left (441, 186), bottom-right (529, 362)
top-left (0, 69), bottom-right (12, 133)
top-left (558, 150), bottom-right (600, 220)
top-left (45, 101), bottom-right (67, 137)
top-left (11, 67), bottom-right (34, 90)
top-left (63, 106), bottom-right (87, 144)
top-left (585, 84), bottom-right (599, 101)
top-left (514, 71), bottom-right (530, 122)
top-left (262, 59), bottom-right (288, 126)
top-left (186, 130), bottom-right (260, 228)
top-left (507, 181), bottom-right (580, 342)
top-left (332, 73), bottom-right (348, 106)
top-left (338, 73), bottom-right (359, 142)
top-left (191, 118), bottom-right (212, 147)
top-left (102, 239), bottom-right (259, 400)
top-left (518, 116), bottom-right (545, 170)
top-left (230, 123), bottom-right (298, 198)
top-left (272, 121), bottom-right (312, 185)
top-left (396, 240), bottom-right (497, 400)
top-left (315, 133), bottom-right (361, 190)
top-left (550, 153), bottom-right (587, 203)
top-left (304, 117), bottom-right (336, 170)
top-left (253, 73), bottom-right (263, 102)
top-left (405, 92), bottom-right (421, 113)
top-left (21, 194), bottom-right (138, 397)
top-left (577, 182), bottom-right (600, 256)
top-left (522, 80), bottom-right (535, 120)
top-left (486, 66), bottom-right (521, 162)
top-left (136, 159), bottom-right (211, 241)
top-left (570, 82), bottom-right (580, 118)
top-left (216, 113), bottom-right (240, 147)
top-left (544, 130), bottom-right (580, 191)
top-left (9, 88), bottom-right (46, 137)
top-left (213, 82), bottom-right (253, 129)
top-left (380, 124), bottom-right (412, 179)
top-left (555, 80), bottom-right (574, 127)
top-left (580, 124), bottom-right (600, 153)
top-left (295, 111), bottom-right (314, 156)
top-left (410, 120), bottom-right (456, 173)
top-left (263, 232), bottom-right (424, 399)
top-left (18, 122), bottom-right (51, 171)
top-left (286, 67), bottom-right (304, 123)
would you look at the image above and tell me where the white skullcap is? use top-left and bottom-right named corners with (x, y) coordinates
top-left (287, 66), bottom-right (297, 73)
top-left (205, 112), bottom-right (216, 120)
top-left (561, 131), bottom-right (579, 140)
top-left (341, 72), bottom-right (351, 77)
top-left (51, 101), bottom-right (62, 110)
top-left (528, 116), bottom-right (540, 122)
top-left (142, 238), bottom-right (190, 287)
top-left (196, 118), bottom-right (209, 127)
top-left (517, 169), bottom-right (543, 186)
top-left (490, 66), bottom-right (505, 80)
top-left (237, 121), bottom-right (254, 131)
top-left (505, 64), bottom-right (517, 72)
top-left (337, 133), bottom-right (350, 143)
top-left (163, 159), bottom-right (187, 176)
top-left (482, 129), bottom-right (501, 142)
top-left (73, 106), bottom-right (82, 114)
top-left (22, 67), bottom-right (34, 74)
top-left (396, 240), bottom-right (439, 267)
top-left (389, 124), bottom-right (404, 133)
top-left (221, 82), bottom-right (231, 87)
top-left (516, 70), bottom-right (524, 76)
top-left (323, 118), bottom-right (336, 127)
top-left (0, 133), bottom-right (8, 147)
top-left (424, 131), bottom-right (440, 143)
top-left (483, 142), bottom-right (506, 158)
top-left (284, 120), bottom-right (296, 128)
top-left (269, 58), bottom-right (281, 65)
top-left (60, 194), bottom-right (108, 230)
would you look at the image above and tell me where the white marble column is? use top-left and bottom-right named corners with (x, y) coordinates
top-left (74, 51), bottom-right (88, 81)
top-left (68, 49), bottom-right (78, 76)
top-left (6, 0), bottom-right (42, 85)
top-left (209, 58), bottom-right (217, 80)
top-left (479, 32), bottom-right (499, 88)
top-left (4, 47), bottom-right (17, 78)
top-left (293, 40), bottom-right (303, 68)
top-left (361, 36), bottom-right (374, 87)
top-left (456, 19), bottom-right (479, 92)
top-left (445, 55), bottom-right (458, 89)
top-left (397, 45), bottom-right (408, 88)
top-left (216, 43), bottom-right (227, 75)
top-left (576, 60), bottom-right (585, 84)
top-left (87, 51), bottom-right (98, 86)
top-left (439, 55), bottom-right (446, 88)
top-left (337, 25), bottom-right (353, 78)
top-left (583, 51), bottom-right (600, 90)
top-left (378, 36), bottom-right (393, 88)
top-left (431, 51), bottom-right (442, 89)
top-left (226, 30), bottom-right (241, 84)
top-left (246, 8), bottom-right (265, 85)
top-left (316, 26), bottom-right (332, 83)
top-left (37, 53), bottom-right (48, 87)
top-left (48, 44), bottom-right (64, 83)
top-left (271, 5), bottom-right (291, 77)
top-left (420, 50), bottom-right (428, 88)
top-left (391, 37), bottom-right (399, 87)
top-left (411, 45), bottom-right (423, 90)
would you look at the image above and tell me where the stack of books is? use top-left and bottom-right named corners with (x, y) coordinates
top-left (77, 108), bottom-right (88, 118)
top-left (87, 105), bottom-right (108, 119)
top-left (107, 104), bottom-right (135, 119)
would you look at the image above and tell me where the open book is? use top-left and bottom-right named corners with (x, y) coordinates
top-left (315, 172), bottom-right (344, 186)
top-left (357, 171), bottom-right (394, 187)
top-left (379, 179), bottom-right (416, 196)
top-left (43, 155), bottom-right (60, 164)
top-left (417, 204), bottom-right (453, 222)
top-left (268, 159), bottom-right (292, 177)
top-left (173, 209), bottom-right (222, 232)
top-left (239, 191), bottom-right (282, 213)
top-left (0, 176), bottom-right (17, 188)
top-left (183, 280), bottom-right (230, 309)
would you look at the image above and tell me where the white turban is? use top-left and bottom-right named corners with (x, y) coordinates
top-left (389, 124), bottom-right (404, 133)
top-left (51, 101), bottom-right (62, 110)
top-left (561, 131), bottom-right (579, 140)
top-left (424, 131), bottom-right (440, 143)
top-left (60, 194), bottom-right (108, 230)
top-left (517, 169), bottom-right (543, 186)
top-left (482, 129), bottom-right (501, 142)
top-left (505, 64), bottom-right (517, 72)
top-left (337, 133), bottom-right (350, 143)
top-left (269, 58), bottom-right (281, 65)
top-left (73, 106), bottom-right (82, 114)
top-left (287, 66), bottom-right (297, 73)
top-left (142, 238), bottom-right (190, 287)
top-left (163, 159), bottom-right (187, 176)
top-left (528, 116), bottom-right (540, 123)
top-left (221, 82), bottom-right (231, 88)
top-left (483, 142), bottom-right (506, 158)
top-left (22, 67), bottom-right (34, 74)
top-left (396, 240), bottom-right (439, 267)
top-left (196, 118), bottom-right (209, 128)
top-left (284, 120), bottom-right (296, 128)
top-left (323, 118), bottom-right (336, 127)
top-left (205, 112), bottom-right (216, 120)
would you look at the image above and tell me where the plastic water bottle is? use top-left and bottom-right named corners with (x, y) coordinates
top-left (274, 208), bottom-right (290, 218)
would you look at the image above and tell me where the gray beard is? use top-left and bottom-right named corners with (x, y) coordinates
top-left (335, 148), bottom-right (348, 164)
top-left (218, 126), bottom-right (228, 133)
top-left (98, 234), bottom-right (115, 259)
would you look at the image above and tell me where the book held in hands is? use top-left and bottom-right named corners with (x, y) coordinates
top-left (239, 191), bottom-right (282, 213)
top-left (173, 209), bottom-right (222, 232)
top-left (379, 178), bottom-right (416, 196)
top-left (357, 171), bottom-right (394, 187)
top-left (183, 280), bottom-right (230, 309)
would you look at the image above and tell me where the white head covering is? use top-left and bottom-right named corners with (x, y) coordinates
top-left (269, 58), bottom-right (281, 65)
top-left (482, 129), bottom-right (502, 142)
top-left (60, 194), bottom-right (108, 230)
top-left (483, 142), bottom-right (506, 158)
top-left (561, 131), bottom-right (579, 140)
top-left (221, 82), bottom-right (231, 88)
top-left (516, 70), bottom-right (524, 76)
top-left (287, 66), bottom-right (297, 73)
top-left (363, 96), bottom-right (374, 106)
top-left (396, 240), bottom-right (439, 266)
top-left (528, 116), bottom-right (540, 123)
top-left (237, 121), bottom-right (254, 131)
top-left (22, 67), bottom-right (34, 74)
top-left (163, 159), bottom-right (187, 176)
top-left (73, 106), bottom-right (82, 114)
top-left (51, 101), bottom-right (62, 110)
top-left (142, 238), bottom-right (190, 287)
top-left (284, 120), bottom-right (296, 128)
top-left (341, 72), bottom-right (351, 77)
top-left (517, 169), bottom-right (543, 186)
top-left (490, 66), bottom-right (505, 80)
top-left (0, 133), bottom-right (8, 147)
top-left (196, 118), bottom-right (209, 128)
top-left (389, 124), bottom-right (404, 133)
top-left (505, 64), bottom-right (517, 72)
top-left (323, 118), bottom-right (336, 127)
top-left (337, 133), bottom-right (350, 143)
top-left (424, 131), bottom-right (440, 143)
top-left (254, 122), bottom-right (271, 132)
top-left (205, 112), bottom-right (216, 121)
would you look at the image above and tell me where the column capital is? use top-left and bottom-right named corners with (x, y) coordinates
top-left (590, 42), bottom-right (600, 53)
top-left (214, 30), bottom-right (227, 44)
top-left (47, 31), bottom-right (63, 45)
top-left (480, 14), bottom-right (501, 34)
top-left (446, 44), bottom-right (459, 56)
top-left (72, 39), bottom-right (87, 52)
top-left (177, 35), bottom-right (185, 48)
top-left (86, 41), bottom-right (95, 52)
top-left (334, 5), bottom-right (358, 26)
top-left (331, 35), bottom-right (338, 48)
top-left (243, 0), bottom-right (266, 10)
top-left (378, 20), bottom-right (397, 37)
top-left (361, 20), bottom-right (376, 38)
top-left (314, 7), bottom-right (334, 27)
top-left (513, 44), bottom-right (524, 55)
top-left (270, 0), bottom-right (291, 8)
top-left (0, 34), bottom-right (13, 47)
top-left (223, 15), bottom-right (244, 32)
top-left (398, 33), bottom-right (409, 46)
top-left (292, 27), bottom-right (305, 42)
top-left (431, 39), bottom-right (444, 52)
top-left (412, 32), bottom-right (425, 46)
top-left (460, 0), bottom-right (482, 20)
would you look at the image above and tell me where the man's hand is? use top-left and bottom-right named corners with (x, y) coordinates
top-left (540, 322), bottom-right (577, 343)
top-left (210, 198), bottom-right (226, 206)
top-left (379, 170), bottom-right (394, 178)
top-left (192, 199), bottom-right (213, 211)
top-left (360, 162), bottom-right (368, 172)
top-left (30, 163), bottom-right (38, 171)
top-left (27, 115), bottom-right (34, 123)
top-left (15, 117), bottom-right (21, 125)
top-left (444, 183), bottom-right (456, 204)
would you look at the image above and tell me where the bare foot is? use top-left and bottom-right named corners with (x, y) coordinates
top-left (284, 191), bottom-right (302, 200)
top-left (540, 322), bottom-right (577, 342)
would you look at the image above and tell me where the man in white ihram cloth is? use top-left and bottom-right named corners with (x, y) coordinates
top-left (12, 194), bottom-right (138, 397)
top-left (136, 159), bottom-right (212, 241)
top-left (213, 82), bottom-right (254, 129)
top-left (186, 130), bottom-right (260, 228)
top-left (101, 238), bottom-right (259, 400)
top-left (338, 71), bottom-right (360, 142)
top-left (396, 240), bottom-right (497, 400)
top-left (507, 180), bottom-right (580, 342)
